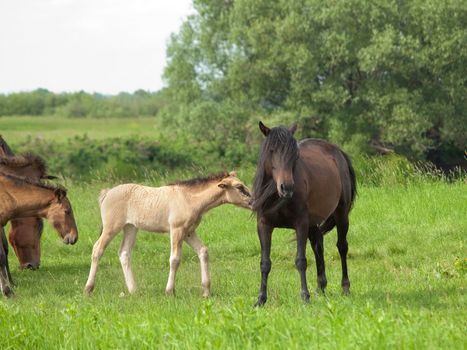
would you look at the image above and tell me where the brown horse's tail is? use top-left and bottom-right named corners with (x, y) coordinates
top-left (341, 150), bottom-right (357, 211)
top-left (98, 189), bottom-right (110, 207)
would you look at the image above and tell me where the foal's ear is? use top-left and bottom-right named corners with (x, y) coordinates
top-left (228, 170), bottom-right (237, 177)
top-left (289, 122), bottom-right (298, 135)
top-left (259, 121), bottom-right (270, 136)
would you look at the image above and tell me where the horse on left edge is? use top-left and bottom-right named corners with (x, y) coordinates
top-left (0, 172), bottom-right (78, 297)
top-left (0, 135), bottom-right (57, 269)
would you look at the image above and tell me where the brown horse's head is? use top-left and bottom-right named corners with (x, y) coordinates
top-left (217, 171), bottom-right (253, 209)
top-left (8, 218), bottom-right (43, 269)
top-left (256, 121), bottom-right (299, 199)
top-left (46, 188), bottom-right (78, 245)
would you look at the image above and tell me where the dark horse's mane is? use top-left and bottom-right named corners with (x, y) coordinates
top-left (0, 171), bottom-right (66, 194)
top-left (252, 126), bottom-right (299, 214)
top-left (0, 153), bottom-right (48, 177)
top-left (169, 172), bottom-right (230, 187)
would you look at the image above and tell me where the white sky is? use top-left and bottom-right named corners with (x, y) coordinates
top-left (0, 0), bottom-right (193, 94)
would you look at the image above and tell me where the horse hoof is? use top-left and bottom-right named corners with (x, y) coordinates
top-left (84, 285), bottom-right (94, 296)
top-left (254, 296), bottom-right (267, 307)
top-left (2, 286), bottom-right (14, 298)
top-left (165, 289), bottom-right (175, 297)
top-left (301, 292), bottom-right (310, 303)
top-left (342, 288), bottom-right (350, 296)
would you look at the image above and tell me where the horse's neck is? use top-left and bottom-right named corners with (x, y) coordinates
top-left (184, 184), bottom-right (224, 215)
top-left (5, 183), bottom-right (53, 219)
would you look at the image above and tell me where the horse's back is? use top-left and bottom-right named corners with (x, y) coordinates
top-left (297, 139), bottom-right (350, 224)
top-left (100, 183), bottom-right (174, 233)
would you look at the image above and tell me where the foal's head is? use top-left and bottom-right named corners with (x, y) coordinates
top-left (217, 172), bottom-right (253, 209)
top-left (256, 121), bottom-right (299, 199)
top-left (46, 188), bottom-right (78, 245)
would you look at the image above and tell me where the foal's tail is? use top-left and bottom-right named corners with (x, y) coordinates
top-left (98, 189), bottom-right (110, 207)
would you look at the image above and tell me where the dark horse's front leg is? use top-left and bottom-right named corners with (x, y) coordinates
top-left (296, 221), bottom-right (310, 302)
top-left (255, 219), bottom-right (273, 307)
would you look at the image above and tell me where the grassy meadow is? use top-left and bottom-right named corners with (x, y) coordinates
top-left (0, 117), bottom-right (466, 349)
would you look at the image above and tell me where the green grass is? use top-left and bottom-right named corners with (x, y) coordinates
top-left (0, 116), bottom-right (465, 349)
top-left (0, 181), bottom-right (465, 349)
top-left (0, 116), bottom-right (158, 142)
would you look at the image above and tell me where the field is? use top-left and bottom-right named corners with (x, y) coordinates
top-left (0, 117), bottom-right (466, 349)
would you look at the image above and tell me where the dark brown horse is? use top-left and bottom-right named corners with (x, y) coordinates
top-left (252, 122), bottom-right (356, 306)
top-left (0, 172), bottom-right (78, 297)
top-left (0, 136), bottom-right (56, 269)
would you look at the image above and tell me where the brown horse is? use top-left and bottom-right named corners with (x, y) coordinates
top-left (0, 136), bottom-right (56, 269)
top-left (0, 172), bottom-right (78, 297)
top-left (252, 122), bottom-right (356, 306)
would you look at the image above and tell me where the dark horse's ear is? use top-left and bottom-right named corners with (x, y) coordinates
top-left (54, 188), bottom-right (67, 200)
top-left (259, 121), bottom-right (270, 136)
top-left (289, 122), bottom-right (298, 135)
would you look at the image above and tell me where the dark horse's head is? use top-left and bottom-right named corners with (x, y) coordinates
top-left (253, 121), bottom-right (299, 212)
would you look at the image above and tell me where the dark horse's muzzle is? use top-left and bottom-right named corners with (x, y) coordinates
top-left (278, 183), bottom-right (294, 199)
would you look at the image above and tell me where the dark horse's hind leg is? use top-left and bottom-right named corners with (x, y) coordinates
top-left (1, 229), bottom-right (14, 287)
top-left (335, 210), bottom-right (350, 294)
top-left (309, 225), bottom-right (327, 293)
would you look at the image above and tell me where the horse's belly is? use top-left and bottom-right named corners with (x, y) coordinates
top-left (129, 211), bottom-right (170, 233)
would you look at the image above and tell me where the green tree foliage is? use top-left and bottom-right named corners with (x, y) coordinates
top-left (163, 0), bottom-right (466, 168)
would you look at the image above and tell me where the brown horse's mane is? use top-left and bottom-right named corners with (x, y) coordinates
top-left (0, 153), bottom-right (48, 177)
top-left (252, 126), bottom-right (299, 214)
top-left (169, 172), bottom-right (230, 188)
top-left (0, 171), bottom-right (66, 194)
top-left (0, 135), bottom-right (15, 156)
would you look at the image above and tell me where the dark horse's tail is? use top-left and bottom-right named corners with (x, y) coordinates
top-left (319, 150), bottom-right (357, 236)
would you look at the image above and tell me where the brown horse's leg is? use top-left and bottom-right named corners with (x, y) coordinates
top-left (255, 220), bottom-right (273, 307)
top-left (184, 231), bottom-right (210, 298)
top-left (309, 226), bottom-right (327, 293)
top-left (335, 211), bottom-right (350, 294)
top-left (296, 222), bottom-right (310, 302)
top-left (0, 229), bottom-right (13, 297)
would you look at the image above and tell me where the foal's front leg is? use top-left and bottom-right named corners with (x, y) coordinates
top-left (165, 227), bottom-right (184, 296)
top-left (185, 231), bottom-right (210, 297)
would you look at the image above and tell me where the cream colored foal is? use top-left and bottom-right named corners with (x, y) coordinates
top-left (84, 171), bottom-right (251, 297)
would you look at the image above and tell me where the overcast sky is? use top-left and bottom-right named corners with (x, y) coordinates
top-left (0, 0), bottom-right (193, 94)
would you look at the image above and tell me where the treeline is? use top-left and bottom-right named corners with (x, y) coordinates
top-left (0, 89), bottom-right (164, 118)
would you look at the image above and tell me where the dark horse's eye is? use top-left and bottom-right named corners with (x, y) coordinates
top-left (65, 209), bottom-right (71, 215)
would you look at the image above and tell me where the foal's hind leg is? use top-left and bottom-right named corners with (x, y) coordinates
top-left (309, 225), bottom-right (327, 293)
top-left (84, 225), bottom-right (121, 295)
top-left (335, 209), bottom-right (350, 294)
top-left (185, 231), bottom-right (210, 297)
top-left (119, 224), bottom-right (138, 294)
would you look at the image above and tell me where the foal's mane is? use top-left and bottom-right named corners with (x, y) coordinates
top-left (169, 172), bottom-right (230, 188)
top-left (252, 126), bottom-right (299, 214)
top-left (0, 171), bottom-right (66, 193)
top-left (0, 153), bottom-right (47, 176)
